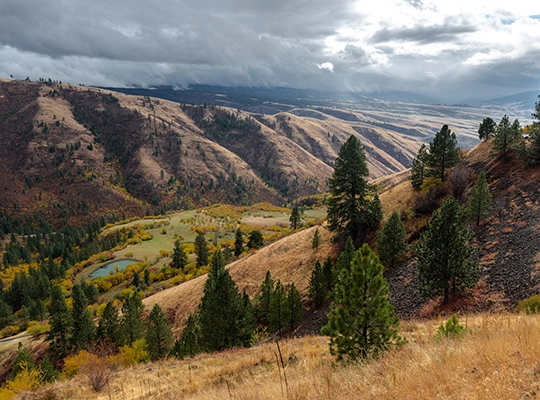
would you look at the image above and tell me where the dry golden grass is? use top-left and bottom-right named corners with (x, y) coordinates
top-left (143, 225), bottom-right (337, 330)
top-left (36, 312), bottom-right (540, 399)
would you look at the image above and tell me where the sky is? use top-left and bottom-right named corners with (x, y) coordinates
top-left (1, 0), bottom-right (540, 102)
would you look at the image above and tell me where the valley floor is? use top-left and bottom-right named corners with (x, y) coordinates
top-left (34, 312), bottom-right (540, 400)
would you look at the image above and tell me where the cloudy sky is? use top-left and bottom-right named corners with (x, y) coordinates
top-left (1, 0), bottom-right (539, 102)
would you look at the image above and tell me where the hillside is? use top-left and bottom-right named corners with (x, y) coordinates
top-left (35, 313), bottom-right (540, 399)
top-left (138, 137), bottom-right (540, 334)
top-left (0, 78), bottom-right (421, 227)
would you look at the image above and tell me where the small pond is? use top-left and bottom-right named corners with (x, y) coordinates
top-left (90, 259), bottom-right (139, 279)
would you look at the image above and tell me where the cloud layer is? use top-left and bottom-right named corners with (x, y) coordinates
top-left (1, 0), bottom-right (539, 101)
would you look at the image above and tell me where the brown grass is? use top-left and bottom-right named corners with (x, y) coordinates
top-left (35, 313), bottom-right (540, 399)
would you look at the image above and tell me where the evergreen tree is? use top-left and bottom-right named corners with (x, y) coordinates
top-left (0, 299), bottom-right (13, 329)
top-left (377, 211), bottom-right (409, 268)
top-left (47, 285), bottom-right (72, 362)
top-left (334, 237), bottom-right (355, 282)
top-left (492, 115), bottom-right (521, 162)
top-left (199, 249), bottom-right (254, 351)
top-left (132, 271), bottom-right (141, 288)
top-left (144, 269), bottom-right (151, 286)
top-left (269, 280), bottom-right (289, 334)
top-left (194, 232), bottom-right (209, 267)
top-left (81, 280), bottom-right (99, 304)
top-left (321, 244), bottom-right (404, 361)
top-left (70, 284), bottom-right (94, 351)
top-left (309, 261), bottom-right (326, 308)
top-left (145, 304), bottom-right (174, 361)
top-left (427, 124), bottom-right (460, 181)
top-left (234, 228), bottom-right (244, 257)
top-left (289, 205), bottom-right (301, 230)
top-left (172, 240), bottom-right (188, 270)
top-left (478, 117), bottom-right (497, 141)
top-left (286, 283), bottom-right (303, 331)
top-left (311, 228), bottom-right (321, 249)
top-left (239, 292), bottom-right (257, 345)
top-left (466, 171), bottom-right (492, 227)
top-left (415, 198), bottom-right (477, 305)
top-left (120, 291), bottom-right (145, 346)
top-left (96, 301), bottom-right (120, 346)
top-left (170, 312), bottom-right (201, 359)
top-left (410, 144), bottom-right (429, 190)
top-left (29, 299), bottom-right (48, 321)
top-left (247, 230), bottom-right (264, 249)
top-left (255, 271), bottom-right (274, 324)
top-left (322, 256), bottom-right (334, 292)
top-left (327, 135), bottom-right (382, 243)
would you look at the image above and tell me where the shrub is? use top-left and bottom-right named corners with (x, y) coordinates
top-left (27, 321), bottom-right (50, 337)
top-left (448, 164), bottom-right (469, 204)
top-left (434, 315), bottom-right (467, 340)
top-left (517, 295), bottom-right (540, 314)
top-left (115, 339), bottom-right (149, 366)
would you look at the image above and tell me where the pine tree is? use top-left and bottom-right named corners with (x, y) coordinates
top-left (410, 144), bottom-right (429, 190)
top-left (286, 283), bottom-right (303, 330)
top-left (239, 292), bottom-right (257, 346)
top-left (466, 171), bottom-right (492, 227)
top-left (334, 237), bottom-right (355, 282)
top-left (132, 271), bottom-right (141, 288)
top-left (247, 230), bottom-right (264, 249)
top-left (120, 291), bottom-right (145, 346)
top-left (478, 117), bottom-right (497, 141)
top-left (171, 312), bottom-right (201, 359)
top-left (172, 240), bottom-right (188, 270)
top-left (322, 256), bottom-right (334, 291)
top-left (311, 228), bottom-right (321, 249)
top-left (96, 301), bottom-right (120, 346)
top-left (327, 135), bottom-right (382, 243)
top-left (309, 261), bottom-right (326, 308)
top-left (47, 285), bottom-right (72, 362)
top-left (0, 299), bottom-right (13, 329)
top-left (144, 269), bottom-right (151, 286)
top-left (289, 205), bottom-right (301, 230)
top-left (377, 211), bottom-right (409, 268)
top-left (321, 244), bottom-right (404, 361)
top-left (427, 124), bottom-right (460, 181)
top-left (234, 228), bottom-right (244, 257)
top-left (415, 198), bottom-right (477, 305)
top-left (145, 304), bottom-right (174, 361)
top-left (255, 271), bottom-right (274, 324)
top-left (194, 232), bottom-right (209, 267)
top-left (199, 249), bottom-right (254, 351)
top-left (70, 284), bottom-right (95, 351)
top-left (492, 115), bottom-right (521, 162)
top-left (269, 280), bottom-right (289, 334)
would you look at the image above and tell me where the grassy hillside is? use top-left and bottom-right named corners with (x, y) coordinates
top-left (35, 313), bottom-right (540, 399)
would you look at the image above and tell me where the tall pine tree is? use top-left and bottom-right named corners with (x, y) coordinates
top-left (321, 244), bottom-right (404, 361)
top-left (427, 124), bottom-right (460, 181)
top-left (309, 261), bottom-right (327, 308)
top-left (269, 280), bottom-right (288, 334)
top-left (255, 271), bottom-right (274, 324)
top-left (493, 115), bottom-right (521, 162)
top-left (415, 197), bottom-right (477, 304)
top-left (327, 135), bottom-right (382, 243)
top-left (410, 144), bottom-right (429, 190)
top-left (96, 301), bottom-right (120, 346)
top-left (145, 304), bottom-right (174, 361)
top-left (47, 285), bottom-right (72, 362)
top-left (234, 228), bottom-right (244, 257)
top-left (172, 240), bottom-right (188, 270)
top-left (289, 205), bottom-right (301, 230)
top-left (199, 249), bottom-right (254, 351)
top-left (70, 284), bottom-right (95, 351)
top-left (120, 291), bottom-right (145, 346)
top-left (286, 283), bottom-right (303, 331)
top-left (377, 211), bottom-right (409, 268)
top-left (194, 232), bottom-right (209, 267)
top-left (466, 171), bottom-right (492, 227)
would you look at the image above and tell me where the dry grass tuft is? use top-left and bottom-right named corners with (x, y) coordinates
top-left (35, 313), bottom-right (540, 399)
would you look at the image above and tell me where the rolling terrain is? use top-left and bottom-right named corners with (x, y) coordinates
top-left (0, 78), bottom-right (422, 227)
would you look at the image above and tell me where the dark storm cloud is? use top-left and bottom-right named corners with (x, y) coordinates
top-left (369, 23), bottom-right (477, 45)
top-left (0, 0), bottom-right (539, 102)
